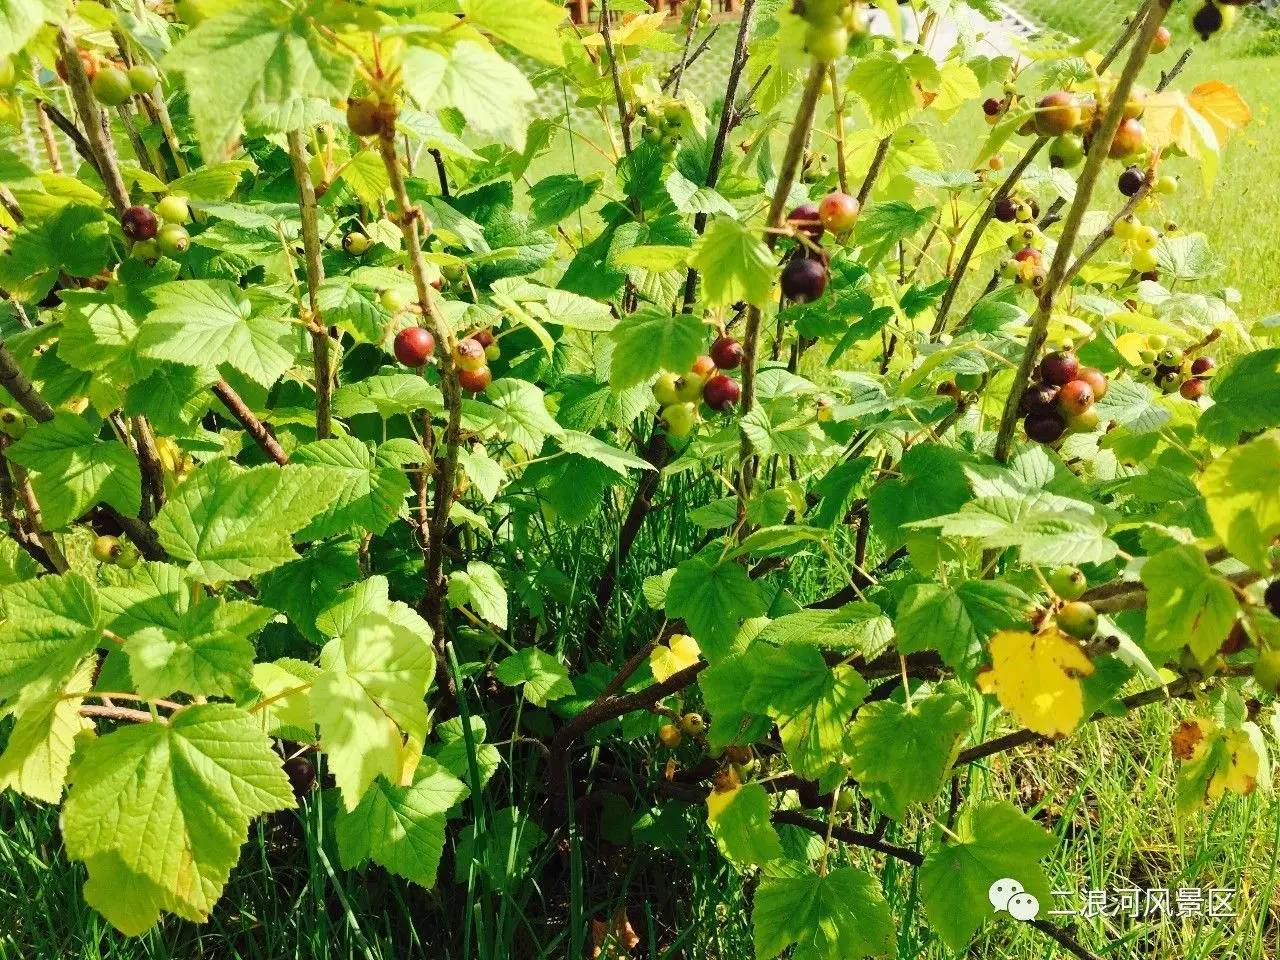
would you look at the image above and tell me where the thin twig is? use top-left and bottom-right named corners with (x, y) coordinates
top-left (212, 380), bottom-right (289, 465)
top-left (286, 130), bottom-right (333, 440)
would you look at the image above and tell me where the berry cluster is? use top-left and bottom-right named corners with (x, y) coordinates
top-left (987, 84), bottom-right (1151, 162)
top-left (682, 0), bottom-right (712, 27)
top-left (780, 192), bottom-right (859, 301)
top-left (454, 332), bottom-right (500, 392)
top-left (637, 97), bottom-right (692, 154)
top-left (1134, 335), bottom-right (1215, 399)
top-left (652, 337), bottom-right (743, 438)
top-left (796, 0), bottom-right (864, 62)
top-left (1021, 349), bottom-right (1109, 444)
top-left (124, 196), bottom-right (192, 262)
top-left (92, 535), bottom-right (139, 569)
top-left (59, 44), bottom-right (160, 107)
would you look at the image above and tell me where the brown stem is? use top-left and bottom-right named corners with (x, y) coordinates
top-left (35, 98), bottom-right (98, 178)
top-left (9, 457), bottom-right (68, 572)
top-left (131, 416), bottom-right (166, 517)
top-left (855, 135), bottom-right (891, 208)
top-left (79, 704), bottom-right (160, 724)
top-left (286, 130), bottom-right (333, 440)
top-left (56, 26), bottom-right (129, 215)
top-left (375, 130), bottom-right (461, 637)
top-left (993, 0), bottom-right (1170, 462)
top-left (598, 0), bottom-right (633, 156)
top-left (929, 136), bottom-right (1049, 338)
top-left (32, 80), bottom-right (64, 173)
top-left (830, 66), bottom-right (849, 194)
top-left (681, 0), bottom-right (758, 312)
top-left (0, 343), bottom-right (55, 422)
top-left (212, 379), bottom-right (289, 465)
top-left (737, 60), bottom-right (827, 509)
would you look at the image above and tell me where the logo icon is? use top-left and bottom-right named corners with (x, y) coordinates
top-left (989, 878), bottom-right (1040, 922)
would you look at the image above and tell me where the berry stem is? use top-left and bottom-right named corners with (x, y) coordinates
top-left (994, 0), bottom-right (1171, 463)
top-left (737, 59), bottom-right (827, 515)
top-left (286, 130), bottom-right (334, 440)
top-left (55, 25), bottom-right (129, 215)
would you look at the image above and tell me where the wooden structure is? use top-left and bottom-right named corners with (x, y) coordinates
top-left (566, 0), bottom-right (739, 25)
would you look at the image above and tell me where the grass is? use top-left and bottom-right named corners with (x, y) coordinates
top-left (4, 8), bottom-right (1280, 960)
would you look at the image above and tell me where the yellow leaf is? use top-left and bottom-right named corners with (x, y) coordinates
top-left (1208, 727), bottom-right (1261, 800)
top-left (581, 12), bottom-right (667, 47)
top-left (976, 629), bottom-right (1095, 737)
top-left (649, 633), bottom-right (701, 683)
top-left (1187, 80), bottom-right (1252, 149)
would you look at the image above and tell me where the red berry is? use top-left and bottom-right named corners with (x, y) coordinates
top-left (787, 202), bottom-right (824, 241)
top-left (818, 192), bottom-right (860, 233)
top-left (1024, 410), bottom-right (1066, 444)
top-left (1190, 356), bottom-right (1215, 376)
top-left (121, 205), bottom-right (158, 242)
top-left (471, 329), bottom-right (494, 348)
top-left (710, 336), bottom-right (743, 370)
top-left (458, 365), bottom-right (492, 393)
top-left (781, 256), bottom-right (828, 303)
top-left (1057, 379), bottom-right (1095, 416)
top-left (1179, 378), bottom-right (1205, 401)
top-left (1039, 350), bottom-right (1080, 387)
top-left (1151, 25), bottom-right (1172, 53)
top-left (703, 374), bottom-right (741, 412)
top-left (1076, 366), bottom-right (1108, 401)
top-left (393, 327), bottom-right (435, 367)
top-left (1012, 246), bottom-right (1042, 265)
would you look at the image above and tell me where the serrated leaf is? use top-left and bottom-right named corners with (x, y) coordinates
top-left (401, 42), bottom-right (535, 150)
top-left (895, 581), bottom-right (1031, 677)
top-left (494, 648), bottom-right (574, 706)
top-left (63, 703), bottom-right (293, 931)
top-left (1140, 545), bottom-right (1237, 660)
top-left (335, 759), bottom-right (469, 887)
top-left (609, 307), bottom-right (704, 389)
top-left (847, 690), bottom-right (971, 819)
top-left (7, 412), bottom-right (142, 529)
top-left (665, 556), bottom-right (767, 660)
top-left (0, 656), bottom-right (95, 803)
top-left (447, 561), bottom-right (507, 629)
top-left (481, 379), bottom-right (562, 451)
top-left (706, 782), bottom-right (784, 867)
top-left (1198, 431), bottom-right (1280, 573)
top-left (976, 628), bottom-right (1095, 737)
top-left (754, 867), bottom-right (894, 960)
top-left (920, 802), bottom-right (1054, 952)
top-left (312, 612), bottom-right (435, 810)
top-left (292, 436), bottom-right (411, 539)
top-left (689, 217), bottom-right (775, 308)
top-left (0, 572), bottom-right (102, 700)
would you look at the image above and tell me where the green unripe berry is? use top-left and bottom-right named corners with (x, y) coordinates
top-left (155, 195), bottom-right (191, 224)
top-left (156, 222), bottom-right (189, 256)
top-left (1048, 565), bottom-right (1087, 601)
top-left (92, 535), bottom-right (119, 564)
top-left (1058, 600), bottom-right (1098, 640)
top-left (91, 66), bottom-right (133, 107)
top-left (127, 64), bottom-right (160, 92)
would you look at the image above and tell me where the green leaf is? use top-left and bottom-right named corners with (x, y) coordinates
top-left (480, 379), bottom-right (562, 451)
top-left (754, 866), bottom-right (894, 960)
top-left (847, 52), bottom-right (932, 134)
top-left (699, 654), bottom-right (772, 751)
top-left (140, 280), bottom-right (296, 388)
top-left (665, 556), bottom-right (767, 660)
top-left (312, 612), bottom-right (436, 810)
top-left (746, 647), bottom-right (868, 780)
top-left (335, 760), bottom-right (469, 888)
top-left (461, 0), bottom-right (565, 63)
top-left (291, 436), bottom-right (411, 539)
top-left (0, 656), bottom-right (95, 803)
top-left (332, 373), bottom-right (442, 419)
top-left (527, 173), bottom-right (599, 227)
top-left (7, 412), bottom-right (142, 529)
top-left (689, 217), bottom-right (776, 308)
top-left (401, 42), bottom-right (535, 150)
top-left (706, 782), bottom-right (784, 867)
top-left (250, 658), bottom-right (321, 740)
top-left (1093, 376), bottom-right (1169, 434)
top-left (164, 1), bottom-right (353, 157)
top-left (920, 802), bottom-right (1054, 952)
top-left (1198, 430), bottom-right (1280, 572)
top-left (0, 204), bottom-right (112, 300)
top-left (556, 430), bottom-right (656, 476)
top-left (447, 560), bottom-right (508, 629)
top-left (755, 603), bottom-right (894, 660)
top-left (63, 703), bottom-right (293, 931)
top-left (155, 459), bottom-right (342, 582)
top-left (665, 169), bottom-right (737, 217)
top-left (609, 306), bottom-right (705, 389)
top-left (895, 581), bottom-right (1031, 677)
top-left (0, 0), bottom-right (67, 59)
top-left (1198, 349), bottom-right (1280, 444)
top-left (494, 648), bottom-right (574, 706)
top-left (122, 598), bottom-right (271, 700)
top-left (1140, 545), bottom-right (1238, 660)
top-left (846, 690), bottom-right (972, 819)
top-left (0, 572), bottom-right (102, 700)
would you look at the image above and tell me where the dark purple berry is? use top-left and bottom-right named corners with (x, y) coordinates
top-left (994, 197), bottom-right (1019, 222)
top-left (1025, 410), bottom-right (1066, 444)
top-left (122, 204), bottom-right (158, 242)
top-left (284, 756), bottom-right (315, 798)
top-left (781, 256), bottom-right (828, 303)
top-left (787, 203), bottom-right (824, 240)
top-left (1118, 166), bottom-right (1145, 197)
top-left (1021, 382), bottom-right (1060, 414)
top-left (983, 97), bottom-right (1003, 116)
top-left (1190, 356), bottom-right (1215, 376)
top-left (1266, 581), bottom-right (1280, 618)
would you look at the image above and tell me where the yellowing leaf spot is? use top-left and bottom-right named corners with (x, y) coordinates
top-left (649, 633), bottom-right (701, 683)
top-left (976, 629), bottom-right (1095, 737)
top-left (1187, 81), bottom-right (1252, 149)
top-left (1208, 727), bottom-right (1260, 800)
